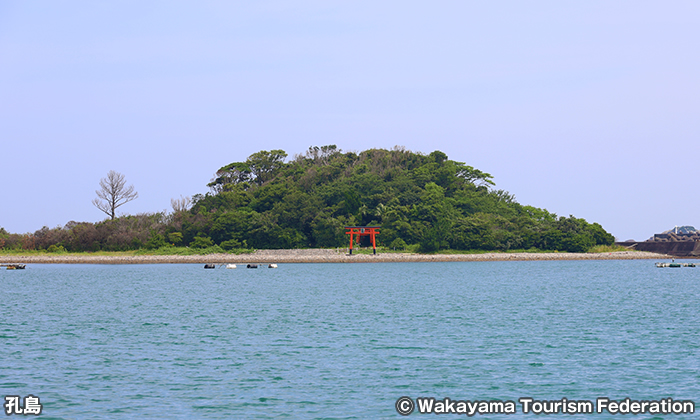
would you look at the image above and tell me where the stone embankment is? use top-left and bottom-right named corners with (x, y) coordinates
top-left (0, 249), bottom-right (673, 264)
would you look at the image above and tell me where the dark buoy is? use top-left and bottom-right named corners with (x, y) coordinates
top-left (246, 264), bottom-right (258, 269)
top-left (204, 264), bottom-right (216, 269)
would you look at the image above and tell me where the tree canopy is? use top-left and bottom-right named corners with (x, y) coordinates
top-left (184, 146), bottom-right (613, 252)
top-left (3, 146), bottom-right (615, 253)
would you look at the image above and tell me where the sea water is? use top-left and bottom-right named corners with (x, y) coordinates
top-left (1, 260), bottom-right (698, 419)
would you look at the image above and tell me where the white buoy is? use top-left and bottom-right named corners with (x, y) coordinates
top-left (226, 264), bottom-right (237, 269)
top-left (268, 263), bottom-right (278, 268)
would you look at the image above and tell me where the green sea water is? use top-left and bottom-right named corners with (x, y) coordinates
top-left (1, 260), bottom-right (699, 419)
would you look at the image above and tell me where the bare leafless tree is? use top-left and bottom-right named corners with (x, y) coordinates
top-left (92, 170), bottom-right (138, 219)
top-left (170, 195), bottom-right (192, 213)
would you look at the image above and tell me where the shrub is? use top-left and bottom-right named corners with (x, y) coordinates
top-left (145, 232), bottom-right (167, 250)
top-left (191, 236), bottom-right (214, 249)
top-left (47, 244), bottom-right (66, 253)
top-left (168, 232), bottom-right (183, 246)
top-left (390, 238), bottom-right (407, 250)
top-left (199, 245), bottom-right (225, 254)
top-left (220, 239), bottom-right (246, 251)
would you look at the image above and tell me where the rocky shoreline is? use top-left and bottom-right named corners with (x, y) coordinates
top-left (0, 249), bottom-right (674, 264)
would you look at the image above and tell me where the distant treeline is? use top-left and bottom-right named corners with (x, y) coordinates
top-left (0, 146), bottom-right (614, 253)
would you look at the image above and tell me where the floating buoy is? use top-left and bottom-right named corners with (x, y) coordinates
top-left (246, 264), bottom-right (258, 269)
top-left (226, 264), bottom-right (237, 269)
top-left (268, 263), bottom-right (278, 268)
top-left (204, 264), bottom-right (216, 269)
top-left (655, 262), bottom-right (695, 268)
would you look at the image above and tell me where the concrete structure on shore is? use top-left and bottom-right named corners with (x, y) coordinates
top-left (618, 241), bottom-right (700, 257)
top-left (617, 225), bottom-right (700, 257)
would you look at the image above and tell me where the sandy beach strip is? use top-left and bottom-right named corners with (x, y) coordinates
top-left (0, 249), bottom-right (673, 264)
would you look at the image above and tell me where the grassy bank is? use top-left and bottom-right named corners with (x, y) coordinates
top-left (587, 244), bottom-right (633, 253)
top-left (0, 246), bottom-right (254, 258)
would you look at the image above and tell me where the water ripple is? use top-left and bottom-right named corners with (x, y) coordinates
top-left (1, 261), bottom-right (698, 418)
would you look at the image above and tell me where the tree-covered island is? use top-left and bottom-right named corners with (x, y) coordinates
top-left (0, 146), bottom-right (614, 254)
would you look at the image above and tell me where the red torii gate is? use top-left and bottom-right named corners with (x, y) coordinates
top-left (345, 226), bottom-right (380, 255)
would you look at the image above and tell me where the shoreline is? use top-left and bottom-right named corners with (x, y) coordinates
top-left (0, 250), bottom-right (676, 264)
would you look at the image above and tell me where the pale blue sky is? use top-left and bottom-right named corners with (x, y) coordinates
top-left (1, 1), bottom-right (698, 241)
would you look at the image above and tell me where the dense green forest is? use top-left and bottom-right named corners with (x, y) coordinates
top-left (0, 146), bottom-right (614, 253)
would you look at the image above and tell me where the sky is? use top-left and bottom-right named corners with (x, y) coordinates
top-left (1, 1), bottom-right (698, 241)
